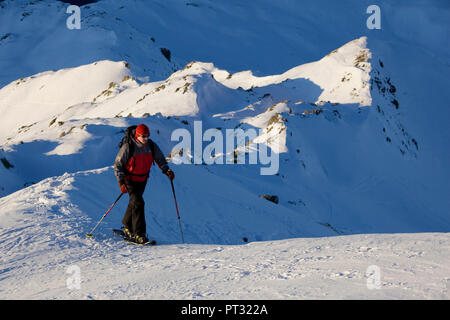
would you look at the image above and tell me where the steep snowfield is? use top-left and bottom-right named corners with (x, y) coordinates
top-left (0, 0), bottom-right (449, 300)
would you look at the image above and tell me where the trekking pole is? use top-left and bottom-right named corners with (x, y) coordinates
top-left (86, 192), bottom-right (124, 238)
top-left (170, 180), bottom-right (185, 244)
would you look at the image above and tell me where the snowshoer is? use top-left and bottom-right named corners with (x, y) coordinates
top-left (113, 123), bottom-right (175, 244)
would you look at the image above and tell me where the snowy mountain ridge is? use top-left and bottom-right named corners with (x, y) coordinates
top-left (0, 36), bottom-right (372, 142)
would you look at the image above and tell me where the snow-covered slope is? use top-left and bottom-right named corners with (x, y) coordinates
top-left (0, 169), bottom-right (448, 299)
top-left (0, 0), bottom-right (449, 300)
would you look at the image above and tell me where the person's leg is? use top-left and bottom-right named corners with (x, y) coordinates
top-left (121, 183), bottom-right (133, 234)
top-left (128, 181), bottom-right (147, 237)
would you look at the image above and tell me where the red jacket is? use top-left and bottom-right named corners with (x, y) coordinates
top-left (114, 134), bottom-right (169, 183)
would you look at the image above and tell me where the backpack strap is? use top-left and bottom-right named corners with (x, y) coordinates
top-left (125, 125), bottom-right (137, 157)
top-left (148, 139), bottom-right (156, 165)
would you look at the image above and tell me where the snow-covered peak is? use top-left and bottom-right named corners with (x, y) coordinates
top-left (0, 60), bottom-right (133, 140)
top-left (210, 36), bottom-right (372, 107)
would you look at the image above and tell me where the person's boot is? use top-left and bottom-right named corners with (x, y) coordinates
top-left (134, 234), bottom-right (149, 244)
top-left (122, 226), bottom-right (133, 239)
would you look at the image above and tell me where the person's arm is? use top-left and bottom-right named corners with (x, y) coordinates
top-left (151, 141), bottom-right (174, 180)
top-left (114, 143), bottom-right (131, 189)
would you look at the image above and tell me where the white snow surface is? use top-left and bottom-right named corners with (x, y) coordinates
top-left (0, 0), bottom-right (449, 299)
top-left (0, 171), bottom-right (448, 299)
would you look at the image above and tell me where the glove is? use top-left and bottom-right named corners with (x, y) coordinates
top-left (165, 169), bottom-right (175, 181)
top-left (119, 181), bottom-right (128, 194)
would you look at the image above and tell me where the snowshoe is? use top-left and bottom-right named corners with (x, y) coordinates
top-left (112, 229), bottom-right (156, 246)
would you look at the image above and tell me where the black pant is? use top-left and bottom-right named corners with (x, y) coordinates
top-left (122, 180), bottom-right (147, 236)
